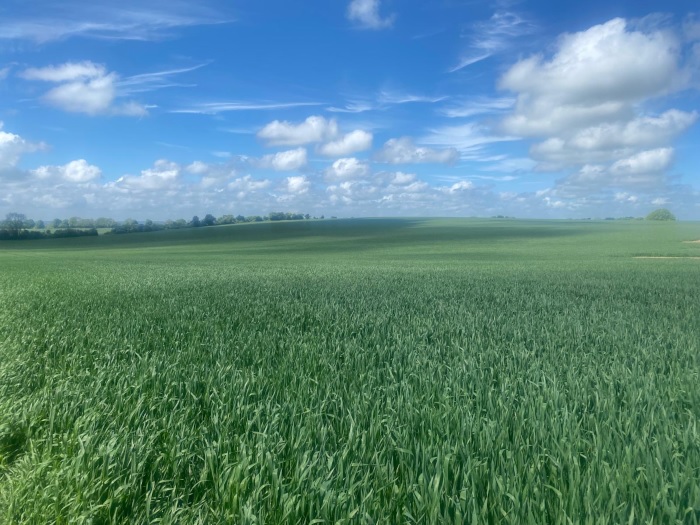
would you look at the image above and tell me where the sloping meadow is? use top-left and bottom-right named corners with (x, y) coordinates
top-left (0, 219), bottom-right (699, 523)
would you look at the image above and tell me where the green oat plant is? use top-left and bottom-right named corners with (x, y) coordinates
top-left (0, 218), bottom-right (699, 524)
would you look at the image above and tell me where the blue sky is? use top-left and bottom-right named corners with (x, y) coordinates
top-left (1, 0), bottom-right (699, 220)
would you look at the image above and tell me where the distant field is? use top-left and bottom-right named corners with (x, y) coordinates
top-left (1, 218), bottom-right (699, 524)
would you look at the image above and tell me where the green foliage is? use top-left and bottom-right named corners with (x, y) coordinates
top-left (646, 208), bottom-right (676, 221)
top-left (0, 219), bottom-right (699, 523)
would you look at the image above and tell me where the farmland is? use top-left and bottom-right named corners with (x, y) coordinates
top-left (0, 218), bottom-right (699, 524)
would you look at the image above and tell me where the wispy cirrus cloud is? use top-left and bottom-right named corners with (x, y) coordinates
top-left (0, 0), bottom-right (230, 43)
top-left (450, 11), bottom-right (536, 72)
top-left (327, 89), bottom-right (446, 114)
top-left (438, 96), bottom-right (514, 118)
top-left (117, 63), bottom-right (209, 95)
top-left (171, 101), bottom-right (324, 115)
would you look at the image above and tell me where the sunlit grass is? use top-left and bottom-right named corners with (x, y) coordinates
top-left (1, 219), bottom-right (699, 523)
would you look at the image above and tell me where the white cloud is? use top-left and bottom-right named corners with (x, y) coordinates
top-left (318, 130), bottom-right (372, 157)
top-left (528, 109), bottom-right (696, 170)
top-left (609, 147), bottom-right (674, 178)
top-left (500, 18), bottom-right (684, 138)
top-left (257, 148), bottom-right (308, 171)
top-left (257, 116), bottom-right (339, 146)
top-left (186, 161), bottom-right (209, 175)
top-left (501, 19), bottom-right (680, 110)
top-left (21, 61), bottom-right (107, 82)
top-left (111, 159), bottom-right (180, 191)
top-left (557, 148), bottom-right (674, 194)
top-left (20, 61), bottom-right (148, 116)
top-left (325, 157), bottom-right (371, 181)
top-left (284, 175), bottom-right (310, 194)
top-left (228, 175), bottom-right (271, 195)
top-left (0, 123), bottom-right (45, 171)
top-left (44, 73), bottom-right (117, 115)
top-left (347, 0), bottom-right (394, 30)
top-left (390, 172), bottom-right (416, 185)
top-left (0, 67), bottom-right (8, 80)
top-left (32, 159), bottom-right (101, 183)
top-left (614, 192), bottom-right (638, 203)
top-left (446, 180), bottom-right (475, 193)
top-left (499, 17), bottom-right (697, 195)
top-left (374, 137), bottom-right (459, 164)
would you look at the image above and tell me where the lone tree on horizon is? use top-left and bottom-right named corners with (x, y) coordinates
top-left (645, 208), bottom-right (676, 221)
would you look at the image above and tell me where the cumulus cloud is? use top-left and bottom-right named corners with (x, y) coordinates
top-left (445, 180), bottom-right (475, 194)
top-left (374, 137), bottom-right (459, 164)
top-left (257, 116), bottom-right (338, 146)
top-left (347, 0), bottom-right (394, 30)
top-left (227, 175), bottom-right (272, 200)
top-left (501, 19), bottom-right (680, 113)
top-left (21, 61), bottom-right (106, 82)
top-left (318, 130), bottom-right (372, 157)
top-left (499, 17), bottom-right (697, 194)
top-left (185, 161), bottom-right (209, 175)
top-left (111, 159), bottom-right (180, 191)
top-left (257, 148), bottom-right (308, 171)
top-left (529, 110), bottom-right (697, 171)
top-left (32, 159), bottom-right (101, 183)
top-left (325, 157), bottom-right (371, 181)
top-left (20, 61), bottom-right (147, 116)
top-left (557, 148), bottom-right (674, 195)
top-left (284, 175), bottom-right (310, 194)
top-left (0, 123), bottom-right (45, 171)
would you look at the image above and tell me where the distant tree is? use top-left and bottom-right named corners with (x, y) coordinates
top-left (190, 215), bottom-right (201, 227)
top-left (3, 213), bottom-right (26, 238)
top-left (174, 219), bottom-right (187, 229)
top-left (236, 214), bottom-right (246, 223)
top-left (217, 214), bottom-right (235, 225)
top-left (201, 214), bottom-right (216, 226)
top-left (60, 219), bottom-right (70, 228)
top-left (646, 208), bottom-right (676, 221)
top-left (123, 218), bottom-right (140, 232)
top-left (36, 220), bottom-right (45, 229)
top-left (304, 214), bottom-right (310, 220)
top-left (52, 218), bottom-right (62, 229)
top-left (95, 217), bottom-right (116, 228)
top-left (23, 218), bottom-right (36, 229)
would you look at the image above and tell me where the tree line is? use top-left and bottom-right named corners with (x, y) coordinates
top-left (0, 212), bottom-right (323, 240)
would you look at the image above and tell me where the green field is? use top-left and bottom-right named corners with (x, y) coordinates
top-left (1, 218), bottom-right (699, 524)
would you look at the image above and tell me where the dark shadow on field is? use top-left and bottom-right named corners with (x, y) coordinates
top-left (1, 218), bottom-right (590, 254)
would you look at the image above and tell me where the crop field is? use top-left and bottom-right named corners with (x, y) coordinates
top-left (0, 218), bottom-right (699, 524)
